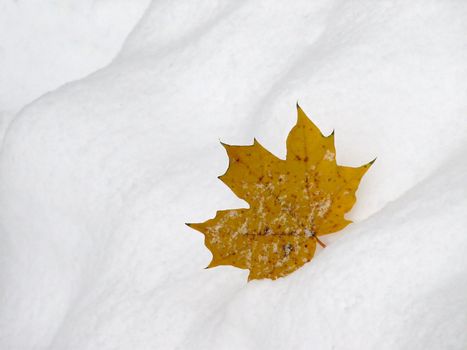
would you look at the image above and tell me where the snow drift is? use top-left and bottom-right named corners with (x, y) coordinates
top-left (1, 1), bottom-right (466, 349)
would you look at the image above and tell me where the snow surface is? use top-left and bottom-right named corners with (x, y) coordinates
top-left (0, 0), bottom-right (149, 114)
top-left (1, 1), bottom-right (467, 349)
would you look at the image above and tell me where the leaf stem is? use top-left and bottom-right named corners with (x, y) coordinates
top-left (314, 235), bottom-right (326, 248)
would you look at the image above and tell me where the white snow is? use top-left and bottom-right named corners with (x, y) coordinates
top-left (0, 0), bottom-right (149, 114)
top-left (1, 1), bottom-right (466, 349)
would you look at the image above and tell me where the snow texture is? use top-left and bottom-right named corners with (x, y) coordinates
top-left (0, 0), bottom-right (150, 114)
top-left (1, 1), bottom-right (466, 349)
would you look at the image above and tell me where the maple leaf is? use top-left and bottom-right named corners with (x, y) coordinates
top-left (187, 104), bottom-right (374, 281)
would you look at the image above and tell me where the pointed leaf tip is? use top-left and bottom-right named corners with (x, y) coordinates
top-left (296, 104), bottom-right (306, 123)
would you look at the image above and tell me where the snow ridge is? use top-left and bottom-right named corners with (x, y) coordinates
top-left (1, 1), bottom-right (466, 349)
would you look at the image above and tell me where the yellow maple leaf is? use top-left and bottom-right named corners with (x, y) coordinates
top-left (187, 104), bottom-right (374, 281)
